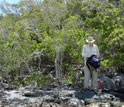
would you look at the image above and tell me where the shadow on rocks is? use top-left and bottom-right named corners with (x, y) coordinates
top-left (74, 90), bottom-right (95, 100)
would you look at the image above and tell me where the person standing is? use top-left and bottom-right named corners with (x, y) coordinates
top-left (82, 36), bottom-right (100, 90)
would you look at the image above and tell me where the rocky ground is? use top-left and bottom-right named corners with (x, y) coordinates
top-left (0, 70), bottom-right (124, 107)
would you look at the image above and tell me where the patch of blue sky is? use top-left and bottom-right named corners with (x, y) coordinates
top-left (0, 0), bottom-right (20, 15)
top-left (0, 0), bottom-right (20, 4)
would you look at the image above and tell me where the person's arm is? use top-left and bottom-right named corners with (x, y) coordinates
top-left (96, 45), bottom-right (100, 57)
top-left (82, 45), bottom-right (88, 57)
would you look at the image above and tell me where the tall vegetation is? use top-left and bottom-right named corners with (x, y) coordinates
top-left (0, 0), bottom-right (124, 86)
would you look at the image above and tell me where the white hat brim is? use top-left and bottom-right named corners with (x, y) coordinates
top-left (86, 39), bottom-right (95, 43)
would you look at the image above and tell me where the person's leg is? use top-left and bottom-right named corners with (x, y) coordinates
top-left (91, 70), bottom-right (97, 90)
top-left (84, 65), bottom-right (91, 89)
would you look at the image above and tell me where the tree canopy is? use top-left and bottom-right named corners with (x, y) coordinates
top-left (0, 0), bottom-right (124, 86)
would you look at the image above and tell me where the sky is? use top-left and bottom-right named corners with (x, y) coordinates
top-left (0, 0), bottom-right (20, 4)
top-left (0, 0), bottom-right (20, 14)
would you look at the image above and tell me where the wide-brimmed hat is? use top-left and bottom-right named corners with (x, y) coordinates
top-left (86, 36), bottom-right (95, 43)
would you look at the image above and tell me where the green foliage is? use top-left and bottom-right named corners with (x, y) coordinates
top-left (25, 72), bottom-right (52, 87)
top-left (0, 0), bottom-right (124, 86)
top-left (66, 70), bottom-right (78, 84)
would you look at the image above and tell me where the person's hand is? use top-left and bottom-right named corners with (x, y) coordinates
top-left (94, 53), bottom-right (96, 56)
top-left (87, 56), bottom-right (91, 58)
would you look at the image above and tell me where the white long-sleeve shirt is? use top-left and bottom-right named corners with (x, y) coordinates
top-left (82, 44), bottom-right (100, 63)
